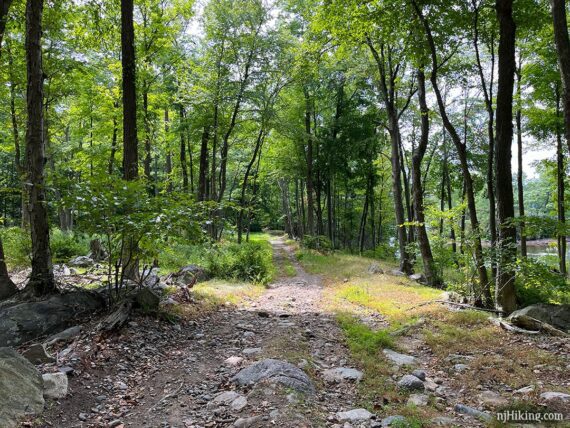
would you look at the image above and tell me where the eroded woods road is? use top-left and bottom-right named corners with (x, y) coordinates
top-left (42, 238), bottom-right (364, 428)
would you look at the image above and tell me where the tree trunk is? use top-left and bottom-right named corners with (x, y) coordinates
top-left (179, 106), bottom-right (189, 192)
top-left (413, 69), bottom-right (441, 287)
top-left (121, 0), bottom-right (138, 181)
top-left (25, 0), bottom-right (54, 295)
top-left (494, 0), bottom-right (517, 314)
top-left (0, 236), bottom-right (17, 300)
top-left (109, 101), bottom-right (119, 175)
top-left (198, 125), bottom-right (209, 201)
top-left (164, 108), bottom-right (173, 193)
top-left (516, 60), bottom-right (527, 257)
top-left (413, 1), bottom-right (490, 301)
top-left (556, 87), bottom-right (567, 275)
top-left (0, 0), bottom-right (14, 50)
top-left (304, 87), bottom-right (315, 235)
top-left (551, 0), bottom-right (570, 155)
top-left (238, 128), bottom-right (264, 243)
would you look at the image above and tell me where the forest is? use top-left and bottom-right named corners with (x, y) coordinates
top-left (0, 0), bottom-right (570, 427)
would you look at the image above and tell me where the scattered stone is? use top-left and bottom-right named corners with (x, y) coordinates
top-left (58, 366), bottom-right (74, 376)
top-left (409, 273), bottom-right (426, 283)
top-left (478, 390), bottom-right (508, 408)
top-left (108, 420), bottom-right (123, 428)
top-left (224, 356), bottom-right (244, 366)
top-left (454, 403), bottom-right (492, 422)
top-left (172, 265), bottom-right (209, 287)
top-left (411, 369), bottom-right (426, 381)
top-left (231, 359), bottom-right (315, 394)
top-left (397, 375), bottom-right (425, 391)
top-left (22, 343), bottom-right (55, 365)
top-left (69, 256), bottom-right (94, 267)
top-left (383, 349), bottom-right (416, 366)
top-left (513, 385), bottom-right (535, 394)
top-left (453, 363), bottom-right (469, 372)
top-left (407, 393), bottom-right (429, 406)
top-left (381, 415), bottom-right (405, 426)
top-left (336, 408), bottom-right (373, 423)
top-left (446, 354), bottom-right (474, 364)
top-left (368, 263), bottom-right (384, 275)
top-left (135, 288), bottom-right (160, 312)
top-left (322, 367), bottom-right (363, 383)
top-left (45, 325), bottom-right (82, 346)
top-left (390, 270), bottom-right (405, 277)
top-left (42, 372), bottom-right (68, 399)
top-left (242, 348), bottom-right (262, 356)
top-left (208, 391), bottom-right (241, 407)
top-left (233, 416), bottom-right (262, 428)
top-left (115, 381), bottom-right (128, 391)
top-left (540, 391), bottom-right (570, 402)
top-left (78, 413), bottom-right (88, 421)
top-left (431, 417), bottom-right (456, 426)
top-left (0, 347), bottom-right (45, 428)
top-left (424, 379), bottom-right (438, 392)
top-left (231, 396), bottom-right (248, 411)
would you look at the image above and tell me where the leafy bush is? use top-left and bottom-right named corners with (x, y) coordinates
top-left (514, 257), bottom-right (570, 305)
top-left (301, 234), bottom-right (333, 253)
top-left (206, 242), bottom-right (273, 284)
top-left (50, 229), bottom-right (90, 262)
top-left (0, 227), bottom-right (30, 268)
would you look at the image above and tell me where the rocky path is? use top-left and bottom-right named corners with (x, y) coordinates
top-left (41, 238), bottom-right (370, 427)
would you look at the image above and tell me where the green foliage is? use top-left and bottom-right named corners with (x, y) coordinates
top-left (206, 242), bottom-right (274, 284)
top-left (50, 229), bottom-right (90, 262)
top-left (301, 235), bottom-right (333, 253)
top-left (336, 313), bottom-right (394, 355)
top-left (0, 227), bottom-right (30, 269)
top-left (514, 257), bottom-right (570, 305)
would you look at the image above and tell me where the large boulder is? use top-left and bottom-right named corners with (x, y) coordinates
top-left (135, 288), bottom-right (160, 312)
top-left (231, 358), bottom-right (315, 394)
top-left (0, 290), bottom-right (105, 347)
top-left (508, 303), bottom-right (570, 332)
top-left (171, 265), bottom-right (209, 287)
top-left (68, 255), bottom-right (94, 267)
top-left (0, 347), bottom-right (45, 428)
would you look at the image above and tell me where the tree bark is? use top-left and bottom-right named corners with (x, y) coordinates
top-left (121, 0), bottom-right (138, 181)
top-left (238, 128), bottom-right (264, 243)
top-left (0, 0), bottom-right (14, 51)
top-left (0, 236), bottom-right (17, 300)
top-left (198, 125), bottom-right (210, 201)
top-left (26, 0), bottom-right (55, 295)
top-left (304, 87), bottom-right (315, 235)
top-left (494, 0), bottom-right (517, 314)
top-left (179, 106), bottom-right (189, 192)
top-left (165, 108), bottom-right (173, 192)
top-left (551, 0), bottom-right (570, 155)
top-left (413, 69), bottom-right (441, 287)
top-left (516, 60), bottom-right (527, 257)
top-left (109, 101), bottom-right (119, 175)
top-left (556, 87), bottom-right (567, 275)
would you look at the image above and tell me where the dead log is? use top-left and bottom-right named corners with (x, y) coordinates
top-left (98, 299), bottom-right (133, 331)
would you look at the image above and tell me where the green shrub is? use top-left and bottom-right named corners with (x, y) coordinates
top-left (50, 229), bottom-right (90, 262)
top-left (0, 227), bottom-right (30, 268)
top-left (301, 235), bottom-right (333, 253)
top-left (206, 242), bottom-right (273, 284)
top-left (514, 257), bottom-right (570, 305)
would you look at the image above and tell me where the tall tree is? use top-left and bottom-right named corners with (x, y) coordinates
top-left (26, 0), bottom-right (55, 295)
top-left (494, 0), bottom-right (517, 313)
top-left (551, 0), bottom-right (570, 155)
top-left (122, 0), bottom-right (138, 181)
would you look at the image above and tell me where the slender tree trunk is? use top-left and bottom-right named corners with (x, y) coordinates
top-left (358, 189), bottom-right (369, 254)
top-left (143, 88), bottom-right (151, 181)
top-left (179, 106), bottom-right (189, 192)
top-left (109, 101), bottom-right (119, 175)
top-left (26, 0), bottom-right (54, 294)
top-left (238, 128), bottom-right (264, 243)
top-left (198, 125), bottom-right (209, 201)
top-left (413, 69), bottom-right (440, 287)
top-left (0, 0), bottom-right (14, 51)
top-left (556, 87), bottom-right (567, 275)
top-left (0, 236), bottom-right (17, 300)
top-left (122, 0), bottom-right (137, 181)
top-left (187, 128), bottom-right (195, 194)
top-left (304, 87), bottom-right (315, 235)
top-left (164, 108), bottom-right (173, 192)
top-left (551, 0), bottom-right (570, 155)
top-left (516, 60), bottom-right (527, 257)
top-left (494, 0), bottom-right (517, 313)
top-left (413, 1), bottom-right (490, 300)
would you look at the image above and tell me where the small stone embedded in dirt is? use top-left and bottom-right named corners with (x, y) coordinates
top-left (407, 393), bottom-right (428, 406)
top-left (383, 349), bottom-right (416, 366)
top-left (233, 415), bottom-right (262, 427)
top-left (225, 356), bottom-right (244, 366)
top-left (336, 408), bottom-right (373, 423)
top-left (424, 379), bottom-right (438, 392)
top-left (108, 420), bottom-right (123, 428)
top-left (115, 381), bottom-right (128, 390)
top-left (453, 363), bottom-right (469, 372)
top-left (381, 415), bottom-right (405, 426)
top-left (478, 390), bottom-right (508, 408)
top-left (431, 416), bottom-right (456, 426)
top-left (69, 256), bottom-right (94, 267)
top-left (454, 403), bottom-right (492, 422)
top-left (242, 347), bottom-right (262, 356)
top-left (409, 273), bottom-right (426, 283)
top-left (22, 343), bottom-right (56, 364)
top-left (231, 358), bottom-right (315, 394)
top-left (78, 413), bottom-right (88, 421)
top-left (513, 385), bottom-right (535, 394)
top-left (368, 263), bottom-right (384, 274)
top-left (45, 325), bottom-right (82, 346)
top-left (231, 395), bottom-right (248, 411)
top-left (397, 375), bottom-right (425, 391)
top-left (208, 390), bottom-right (241, 408)
top-left (446, 354), bottom-right (474, 364)
top-left (322, 367), bottom-right (363, 383)
top-left (540, 391), bottom-right (570, 402)
top-left (390, 269), bottom-right (405, 277)
top-left (411, 369), bottom-right (426, 381)
top-left (42, 372), bottom-right (69, 399)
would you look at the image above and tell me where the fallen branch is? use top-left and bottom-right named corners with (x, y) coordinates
top-left (488, 317), bottom-right (540, 335)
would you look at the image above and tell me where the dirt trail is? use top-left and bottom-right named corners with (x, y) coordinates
top-left (41, 238), bottom-right (363, 428)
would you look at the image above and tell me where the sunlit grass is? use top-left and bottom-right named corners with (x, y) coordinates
top-left (193, 278), bottom-right (265, 305)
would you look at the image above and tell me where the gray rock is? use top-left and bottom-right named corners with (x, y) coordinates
top-left (446, 354), bottom-right (474, 364)
top-left (45, 325), bottom-right (82, 346)
top-left (431, 417), bottom-right (456, 426)
top-left (513, 385), bottom-right (535, 394)
top-left (0, 347), bottom-right (45, 428)
top-left (231, 396), bottom-right (248, 411)
top-left (397, 375), bottom-right (425, 391)
top-left (411, 369), bottom-right (426, 381)
top-left (242, 347), bottom-right (262, 356)
top-left (540, 391), bottom-right (570, 402)
top-left (454, 363), bottom-right (469, 372)
top-left (68, 256), bottom-right (94, 267)
top-left (231, 358), bottom-right (315, 394)
top-left (233, 416), bottom-right (262, 427)
top-left (135, 288), bottom-right (160, 312)
top-left (225, 356), bottom-right (244, 366)
top-left (454, 403), bottom-right (492, 422)
top-left (381, 415), bottom-right (405, 426)
top-left (42, 372), bottom-right (68, 399)
top-left (336, 408), bottom-right (373, 423)
top-left (383, 349), bottom-right (416, 366)
top-left (22, 343), bottom-right (55, 365)
top-left (368, 263), bottom-right (384, 275)
top-left (409, 273), bottom-right (426, 283)
top-left (390, 270), bottom-right (405, 277)
top-left (478, 390), bottom-right (508, 408)
top-left (142, 267), bottom-right (161, 288)
top-left (508, 303), bottom-right (570, 332)
top-left (407, 393), bottom-right (429, 406)
top-left (172, 265), bottom-right (209, 286)
top-left (322, 367), bottom-right (363, 383)
top-left (208, 391), bottom-right (241, 408)
top-left (0, 290), bottom-right (105, 347)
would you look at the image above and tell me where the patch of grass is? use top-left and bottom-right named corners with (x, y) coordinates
top-left (337, 313), bottom-right (394, 353)
top-left (193, 278), bottom-right (265, 305)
